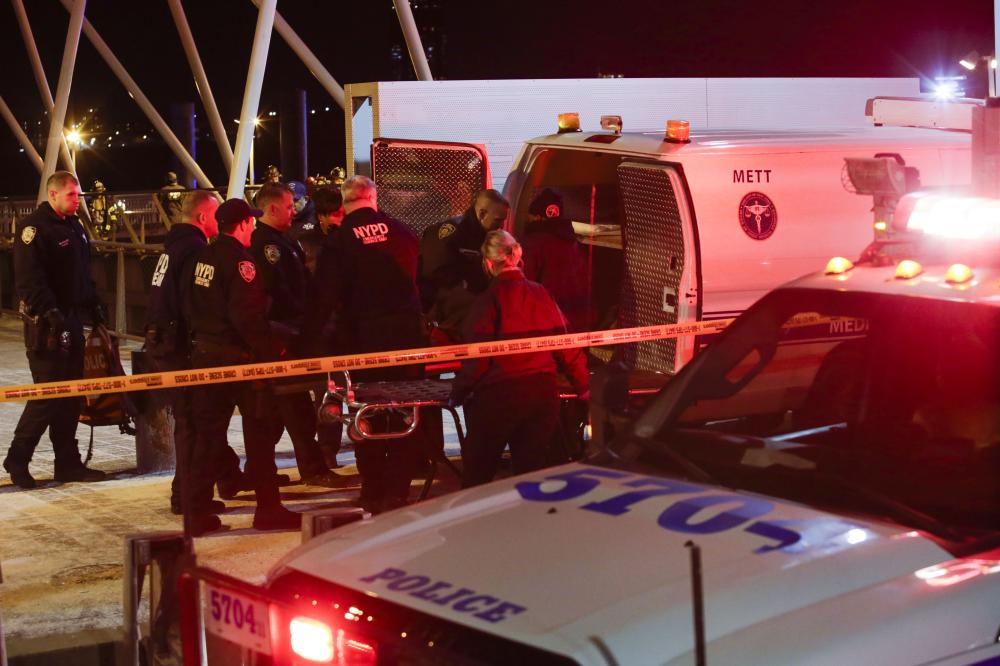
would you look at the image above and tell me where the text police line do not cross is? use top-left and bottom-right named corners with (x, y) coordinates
top-left (0, 314), bottom-right (844, 403)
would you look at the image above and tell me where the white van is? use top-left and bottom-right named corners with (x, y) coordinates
top-left (370, 122), bottom-right (970, 375)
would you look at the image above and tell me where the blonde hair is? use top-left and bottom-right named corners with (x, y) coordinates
top-left (481, 229), bottom-right (522, 269)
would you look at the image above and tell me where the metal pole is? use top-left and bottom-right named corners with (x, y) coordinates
top-left (36, 0), bottom-right (87, 205)
top-left (57, 0), bottom-right (221, 199)
top-left (115, 248), bottom-right (126, 334)
top-left (0, 96), bottom-right (43, 172)
top-left (166, 0), bottom-right (234, 171)
top-left (12, 0), bottom-right (76, 173)
top-left (251, 0), bottom-right (346, 109)
top-left (684, 541), bottom-right (707, 666)
top-left (995, 0), bottom-right (999, 98)
top-left (228, 0), bottom-right (277, 199)
top-left (393, 0), bottom-right (433, 81)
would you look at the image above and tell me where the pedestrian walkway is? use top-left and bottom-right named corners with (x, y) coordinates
top-left (0, 316), bottom-right (463, 662)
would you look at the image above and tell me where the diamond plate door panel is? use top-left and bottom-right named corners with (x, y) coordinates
top-left (372, 140), bottom-right (489, 237)
top-left (617, 162), bottom-right (687, 373)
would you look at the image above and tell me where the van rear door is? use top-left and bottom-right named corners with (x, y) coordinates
top-left (616, 162), bottom-right (700, 374)
top-left (370, 138), bottom-right (492, 237)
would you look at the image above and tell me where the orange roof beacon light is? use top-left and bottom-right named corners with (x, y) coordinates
top-left (894, 259), bottom-right (924, 280)
top-left (557, 112), bottom-right (581, 133)
top-left (600, 115), bottom-right (623, 134)
top-left (665, 119), bottom-right (691, 143)
top-left (944, 263), bottom-right (974, 285)
top-left (824, 256), bottom-right (855, 275)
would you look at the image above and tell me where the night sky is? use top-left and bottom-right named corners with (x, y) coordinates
top-left (0, 0), bottom-right (993, 196)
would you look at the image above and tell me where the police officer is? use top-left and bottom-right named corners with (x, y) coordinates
top-left (159, 171), bottom-right (186, 226)
top-left (305, 175), bottom-right (426, 513)
top-left (3, 171), bottom-right (106, 488)
top-left (419, 189), bottom-right (509, 341)
top-left (187, 199), bottom-right (299, 535)
top-left (521, 188), bottom-right (592, 333)
top-left (251, 184), bottom-right (341, 486)
top-left (144, 190), bottom-right (247, 516)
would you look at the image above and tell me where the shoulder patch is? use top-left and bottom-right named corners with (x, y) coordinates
top-left (438, 223), bottom-right (456, 240)
top-left (20, 226), bottom-right (36, 245)
top-left (238, 261), bottom-right (256, 283)
top-left (264, 244), bottom-right (281, 264)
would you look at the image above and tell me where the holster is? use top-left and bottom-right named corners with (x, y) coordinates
top-left (18, 300), bottom-right (46, 352)
top-left (144, 322), bottom-right (181, 359)
top-left (190, 339), bottom-right (251, 367)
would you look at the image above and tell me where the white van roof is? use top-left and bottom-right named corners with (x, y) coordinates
top-left (524, 127), bottom-right (970, 158)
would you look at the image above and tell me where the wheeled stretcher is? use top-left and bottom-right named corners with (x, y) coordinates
top-left (318, 371), bottom-right (464, 499)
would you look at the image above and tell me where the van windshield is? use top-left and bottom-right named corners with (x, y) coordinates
top-left (629, 289), bottom-right (1000, 539)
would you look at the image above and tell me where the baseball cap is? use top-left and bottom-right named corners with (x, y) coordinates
top-left (288, 180), bottom-right (307, 201)
top-left (216, 198), bottom-right (263, 226)
top-left (527, 188), bottom-right (564, 219)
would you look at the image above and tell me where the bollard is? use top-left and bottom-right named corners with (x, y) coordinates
top-left (301, 507), bottom-right (369, 543)
top-left (131, 350), bottom-right (176, 474)
top-left (122, 532), bottom-right (191, 666)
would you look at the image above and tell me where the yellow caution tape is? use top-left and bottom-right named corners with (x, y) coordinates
top-left (0, 313), bottom-right (843, 403)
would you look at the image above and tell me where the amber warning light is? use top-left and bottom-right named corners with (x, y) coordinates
top-left (557, 112), bottom-right (581, 133)
top-left (665, 119), bottom-right (690, 143)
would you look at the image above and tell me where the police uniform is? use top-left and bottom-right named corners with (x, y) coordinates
top-left (250, 223), bottom-right (334, 482)
top-left (187, 227), bottom-right (291, 531)
top-left (450, 268), bottom-right (589, 486)
top-left (419, 208), bottom-right (490, 339)
top-left (4, 201), bottom-right (105, 487)
top-left (145, 223), bottom-right (244, 514)
top-left (306, 207), bottom-right (426, 509)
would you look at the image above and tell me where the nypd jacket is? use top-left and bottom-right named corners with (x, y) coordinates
top-left (144, 223), bottom-right (208, 357)
top-left (14, 202), bottom-right (100, 320)
top-left (450, 269), bottom-right (589, 402)
top-left (187, 234), bottom-right (279, 361)
top-left (250, 222), bottom-right (308, 330)
top-left (306, 207), bottom-right (420, 342)
top-left (522, 217), bottom-right (591, 333)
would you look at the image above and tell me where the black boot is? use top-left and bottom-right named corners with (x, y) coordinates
top-left (3, 457), bottom-right (36, 489)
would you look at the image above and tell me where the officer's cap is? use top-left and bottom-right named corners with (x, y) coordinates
top-left (527, 188), bottom-right (564, 219)
top-left (216, 199), bottom-right (263, 227)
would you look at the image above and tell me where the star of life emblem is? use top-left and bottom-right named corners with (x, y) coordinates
top-left (264, 244), bottom-right (281, 264)
top-left (238, 261), bottom-right (256, 283)
top-left (738, 192), bottom-right (777, 240)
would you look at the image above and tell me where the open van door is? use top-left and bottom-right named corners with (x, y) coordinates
top-left (370, 138), bottom-right (492, 237)
top-left (616, 162), bottom-right (701, 375)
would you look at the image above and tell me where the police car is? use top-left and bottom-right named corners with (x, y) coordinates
top-left (181, 191), bottom-right (1000, 664)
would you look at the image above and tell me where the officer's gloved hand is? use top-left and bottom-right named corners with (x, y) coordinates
top-left (91, 304), bottom-right (107, 327)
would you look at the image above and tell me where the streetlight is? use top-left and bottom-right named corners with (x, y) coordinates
top-left (959, 50), bottom-right (997, 96)
top-left (65, 129), bottom-right (83, 170)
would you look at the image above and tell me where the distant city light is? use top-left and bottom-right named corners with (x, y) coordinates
top-left (65, 130), bottom-right (82, 145)
top-left (325, 106), bottom-right (330, 112)
top-left (310, 109), bottom-right (316, 114)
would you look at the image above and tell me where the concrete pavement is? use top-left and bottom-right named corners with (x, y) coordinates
top-left (0, 316), bottom-right (463, 662)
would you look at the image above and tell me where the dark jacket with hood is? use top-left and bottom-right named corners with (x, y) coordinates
top-left (144, 223), bottom-right (208, 361)
top-left (522, 217), bottom-right (591, 333)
